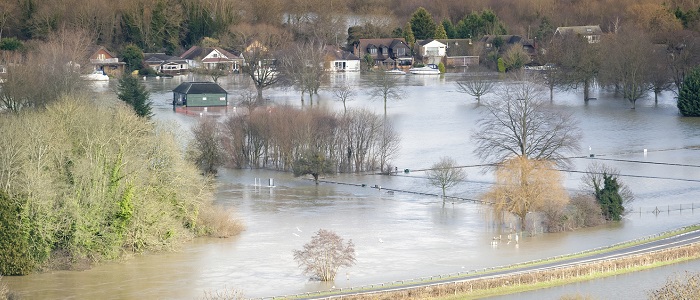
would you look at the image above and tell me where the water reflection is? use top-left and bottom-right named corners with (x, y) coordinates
top-left (4, 73), bottom-right (700, 299)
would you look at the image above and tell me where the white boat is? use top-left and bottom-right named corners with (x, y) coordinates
top-left (385, 68), bottom-right (406, 75)
top-left (408, 64), bottom-right (440, 75)
top-left (83, 70), bottom-right (109, 81)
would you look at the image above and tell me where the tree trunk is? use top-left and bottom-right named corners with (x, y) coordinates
top-left (654, 91), bottom-right (659, 105)
top-left (256, 87), bottom-right (264, 103)
top-left (583, 79), bottom-right (590, 102)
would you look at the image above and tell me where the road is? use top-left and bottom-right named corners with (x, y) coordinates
top-left (291, 228), bottom-right (700, 299)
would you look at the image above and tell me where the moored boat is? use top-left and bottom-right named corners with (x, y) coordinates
top-left (408, 64), bottom-right (440, 75)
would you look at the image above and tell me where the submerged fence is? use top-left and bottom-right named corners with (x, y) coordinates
top-left (632, 203), bottom-right (700, 216)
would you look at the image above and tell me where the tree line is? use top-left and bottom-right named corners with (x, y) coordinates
top-left (189, 106), bottom-right (400, 177)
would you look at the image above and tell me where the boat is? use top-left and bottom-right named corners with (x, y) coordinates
top-left (385, 68), bottom-right (406, 75)
top-left (83, 70), bottom-right (109, 81)
top-left (408, 64), bottom-right (440, 75)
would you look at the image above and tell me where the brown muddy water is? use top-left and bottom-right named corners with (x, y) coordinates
top-left (4, 73), bottom-right (700, 299)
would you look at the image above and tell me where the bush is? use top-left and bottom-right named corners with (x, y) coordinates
top-left (197, 205), bottom-right (244, 238)
top-left (678, 67), bottom-right (700, 116)
top-left (0, 97), bottom-right (238, 274)
top-left (648, 271), bottom-right (700, 299)
top-left (569, 194), bottom-right (605, 228)
top-left (138, 67), bottom-right (158, 76)
top-left (438, 62), bottom-right (446, 73)
top-left (0, 192), bottom-right (36, 275)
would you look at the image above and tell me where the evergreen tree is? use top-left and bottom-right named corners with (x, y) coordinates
top-left (442, 19), bottom-right (457, 39)
top-left (403, 22), bottom-right (415, 50)
top-left (435, 23), bottom-right (448, 39)
top-left (292, 151), bottom-right (335, 183)
top-left (678, 67), bottom-right (700, 117)
top-left (594, 173), bottom-right (625, 221)
top-left (121, 44), bottom-right (144, 73)
top-left (410, 7), bottom-right (437, 40)
top-left (117, 74), bottom-right (152, 118)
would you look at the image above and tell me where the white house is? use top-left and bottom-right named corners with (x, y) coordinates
top-left (324, 46), bottom-right (361, 72)
top-left (417, 39), bottom-right (447, 65)
top-left (180, 46), bottom-right (244, 72)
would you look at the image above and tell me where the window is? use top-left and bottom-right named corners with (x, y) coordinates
top-left (202, 97), bottom-right (207, 101)
top-left (397, 48), bottom-right (405, 56)
top-left (97, 54), bottom-right (105, 60)
top-left (212, 53), bottom-right (218, 58)
top-left (370, 48), bottom-right (377, 54)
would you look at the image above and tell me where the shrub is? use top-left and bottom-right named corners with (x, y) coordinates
top-left (569, 194), bottom-right (605, 228)
top-left (197, 206), bottom-right (244, 238)
top-left (0, 192), bottom-right (35, 275)
top-left (138, 67), bottom-right (157, 76)
top-left (437, 62), bottom-right (446, 73)
top-left (648, 271), bottom-right (700, 299)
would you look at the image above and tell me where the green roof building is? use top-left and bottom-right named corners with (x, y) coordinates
top-left (172, 81), bottom-right (228, 107)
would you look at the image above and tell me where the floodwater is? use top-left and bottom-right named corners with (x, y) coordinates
top-left (4, 73), bottom-right (700, 299)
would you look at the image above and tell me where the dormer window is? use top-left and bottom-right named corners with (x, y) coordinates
top-left (369, 47), bottom-right (377, 54)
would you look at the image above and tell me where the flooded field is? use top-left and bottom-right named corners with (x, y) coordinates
top-left (4, 73), bottom-right (700, 299)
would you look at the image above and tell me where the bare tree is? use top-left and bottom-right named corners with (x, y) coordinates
top-left (188, 117), bottom-right (224, 175)
top-left (0, 28), bottom-right (90, 112)
top-left (482, 156), bottom-right (569, 231)
top-left (599, 29), bottom-right (654, 108)
top-left (580, 162), bottom-right (634, 207)
top-left (242, 46), bottom-right (279, 103)
top-left (664, 30), bottom-right (700, 95)
top-left (332, 83), bottom-right (355, 115)
top-left (473, 76), bottom-right (581, 168)
top-left (278, 40), bottom-right (327, 106)
top-left (369, 70), bottom-right (404, 117)
top-left (193, 66), bottom-right (228, 84)
top-left (293, 229), bottom-right (356, 281)
top-left (455, 72), bottom-right (495, 102)
top-left (426, 156), bottom-right (466, 200)
top-left (551, 32), bottom-right (601, 101)
top-left (377, 122), bottom-right (400, 174)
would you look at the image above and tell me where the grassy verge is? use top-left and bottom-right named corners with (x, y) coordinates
top-left (443, 256), bottom-right (699, 299)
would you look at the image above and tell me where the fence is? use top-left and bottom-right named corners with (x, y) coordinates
top-left (632, 203), bottom-right (700, 216)
top-left (316, 179), bottom-right (491, 205)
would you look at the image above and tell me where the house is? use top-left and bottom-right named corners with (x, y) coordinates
top-left (479, 35), bottom-right (537, 58)
top-left (143, 53), bottom-right (189, 74)
top-left (180, 46), bottom-right (244, 72)
top-left (435, 39), bottom-right (480, 67)
top-left (354, 38), bottom-right (413, 68)
top-left (86, 45), bottom-right (125, 77)
top-left (554, 25), bottom-right (602, 44)
top-left (324, 46), bottom-right (360, 72)
top-left (172, 81), bottom-right (228, 107)
top-left (416, 39), bottom-right (447, 65)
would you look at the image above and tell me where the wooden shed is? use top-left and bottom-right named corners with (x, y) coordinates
top-left (172, 82), bottom-right (228, 107)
